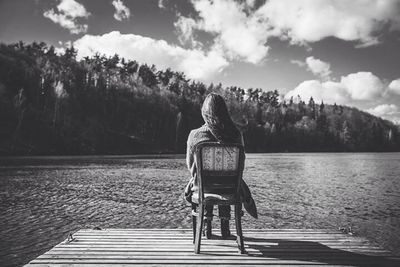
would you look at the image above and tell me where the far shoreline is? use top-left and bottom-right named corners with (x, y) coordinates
top-left (1, 151), bottom-right (400, 163)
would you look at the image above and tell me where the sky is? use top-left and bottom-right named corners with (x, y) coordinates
top-left (1, 0), bottom-right (400, 123)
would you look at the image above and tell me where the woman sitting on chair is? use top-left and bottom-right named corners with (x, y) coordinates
top-left (185, 93), bottom-right (257, 239)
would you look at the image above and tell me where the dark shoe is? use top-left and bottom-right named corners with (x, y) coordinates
top-left (221, 219), bottom-right (230, 239)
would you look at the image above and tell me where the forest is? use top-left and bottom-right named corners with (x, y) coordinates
top-left (0, 41), bottom-right (399, 155)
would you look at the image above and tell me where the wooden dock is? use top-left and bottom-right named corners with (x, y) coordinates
top-left (26, 228), bottom-right (400, 266)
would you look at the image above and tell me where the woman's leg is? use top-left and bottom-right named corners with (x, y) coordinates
top-left (219, 205), bottom-right (231, 238)
top-left (218, 205), bottom-right (231, 218)
top-left (205, 205), bottom-right (214, 219)
top-left (204, 205), bottom-right (213, 239)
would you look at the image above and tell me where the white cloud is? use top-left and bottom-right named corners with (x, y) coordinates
top-left (73, 31), bottom-right (228, 80)
top-left (174, 0), bottom-right (400, 70)
top-left (54, 40), bottom-right (72, 55)
top-left (112, 0), bottom-right (131, 21)
top-left (43, 0), bottom-right (90, 34)
top-left (285, 80), bottom-right (349, 104)
top-left (158, 0), bottom-right (166, 9)
top-left (290, 59), bottom-right (306, 67)
top-left (341, 72), bottom-right (385, 101)
top-left (285, 72), bottom-right (400, 123)
top-left (56, 0), bottom-right (88, 17)
top-left (255, 0), bottom-right (400, 47)
top-left (291, 56), bottom-right (332, 79)
top-left (174, 16), bottom-right (199, 46)
top-left (178, 0), bottom-right (400, 64)
top-left (367, 104), bottom-right (400, 123)
top-left (388, 78), bottom-right (400, 95)
top-left (246, 0), bottom-right (256, 8)
top-left (367, 104), bottom-right (399, 117)
top-left (285, 72), bottom-right (385, 104)
top-left (305, 57), bottom-right (331, 80)
top-left (175, 0), bottom-right (270, 64)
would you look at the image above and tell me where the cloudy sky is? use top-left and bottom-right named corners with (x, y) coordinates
top-left (1, 0), bottom-right (400, 123)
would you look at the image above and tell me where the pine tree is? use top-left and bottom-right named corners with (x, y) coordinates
top-left (333, 102), bottom-right (338, 114)
top-left (341, 120), bottom-right (351, 145)
top-left (319, 100), bottom-right (325, 112)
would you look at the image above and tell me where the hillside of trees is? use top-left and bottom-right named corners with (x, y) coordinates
top-left (0, 41), bottom-right (399, 155)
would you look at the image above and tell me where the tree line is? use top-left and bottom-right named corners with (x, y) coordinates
top-left (0, 41), bottom-right (399, 155)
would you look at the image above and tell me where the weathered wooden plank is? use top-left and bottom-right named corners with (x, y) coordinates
top-left (70, 237), bottom-right (369, 242)
top-left (73, 234), bottom-right (351, 238)
top-left (55, 241), bottom-right (374, 247)
top-left (44, 249), bottom-right (391, 255)
top-left (50, 247), bottom-right (386, 254)
top-left (52, 240), bottom-right (386, 246)
top-left (28, 260), bottom-right (398, 267)
top-left (51, 242), bottom-right (386, 247)
top-left (77, 230), bottom-right (345, 235)
top-left (63, 239), bottom-right (371, 245)
top-left (36, 254), bottom-right (396, 260)
top-left (25, 229), bottom-right (399, 266)
top-left (77, 231), bottom-right (345, 235)
top-left (77, 229), bottom-right (340, 232)
top-left (28, 260), bottom-right (398, 266)
top-left (29, 263), bottom-right (327, 267)
top-left (56, 242), bottom-right (373, 247)
top-left (54, 241), bottom-right (377, 247)
top-left (53, 240), bottom-right (383, 247)
top-left (77, 229), bottom-right (342, 232)
top-left (65, 232), bottom-right (368, 239)
top-left (73, 236), bottom-right (348, 240)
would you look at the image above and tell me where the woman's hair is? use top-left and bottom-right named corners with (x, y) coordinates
top-left (201, 93), bottom-right (240, 143)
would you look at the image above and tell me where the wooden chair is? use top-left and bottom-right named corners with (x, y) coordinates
top-left (191, 142), bottom-right (246, 254)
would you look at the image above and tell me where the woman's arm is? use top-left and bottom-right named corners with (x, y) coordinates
top-left (186, 131), bottom-right (193, 171)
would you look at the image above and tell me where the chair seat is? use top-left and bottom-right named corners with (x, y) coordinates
top-left (192, 192), bottom-right (237, 204)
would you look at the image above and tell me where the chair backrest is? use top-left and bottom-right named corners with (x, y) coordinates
top-left (194, 142), bottom-right (245, 199)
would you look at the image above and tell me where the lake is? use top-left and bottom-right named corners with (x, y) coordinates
top-left (0, 153), bottom-right (399, 266)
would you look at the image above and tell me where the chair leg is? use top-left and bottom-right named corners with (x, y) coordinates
top-left (194, 203), bottom-right (204, 254)
top-left (192, 215), bottom-right (196, 244)
top-left (192, 204), bottom-right (197, 244)
top-left (234, 203), bottom-right (246, 254)
top-left (204, 218), bottom-right (212, 239)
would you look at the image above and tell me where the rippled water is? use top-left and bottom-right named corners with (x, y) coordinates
top-left (0, 153), bottom-right (399, 266)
